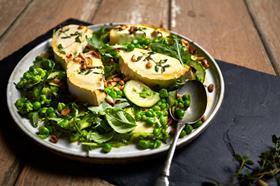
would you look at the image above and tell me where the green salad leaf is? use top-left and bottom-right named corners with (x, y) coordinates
top-left (88, 102), bottom-right (112, 114)
top-left (105, 108), bottom-right (136, 134)
top-left (87, 131), bottom-right (114, 144)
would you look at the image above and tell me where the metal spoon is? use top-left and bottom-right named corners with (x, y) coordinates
top-left (155, 80), bottom-right (207, 186)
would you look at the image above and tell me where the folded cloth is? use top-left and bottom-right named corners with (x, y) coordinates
top-left (1, 19), bottom-right (279, 186)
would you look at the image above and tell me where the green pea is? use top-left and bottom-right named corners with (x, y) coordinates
top-left (132, 39), bottom-right (138, 44)
top-left (59, 119), bottom-right (69, 128)
top-left (23, 101), bottom-right (33, 113)
top-left (153, 105), bottom-right (161, 111)
top-left (153, 128), bottom-right (161, 137)
top-left (160, 103), bottom-right (167, 109)
top-left (50, 86), bottom-right (58, 93)
top-left (179, 130), bottom-right (187, 138)
top-left (141, 115), bottom-right (147, 121)
top-left (39, 126), bottom-right (49, 135)
top-left (193, 120), bottom-right (203, 129)
top-left (39, 107), bottom-right (48, 115)
top-left (178, 103), bottom-right (184, 109)
top-left (152, 140), bottom-right (161, 148)
top-left (46, 107), bottom-right (54, 115)
top-left (184, 124), bottom-right (193, 134)
top-left (136, 112), bottom-right (142, 120)
top-left (48, 112), bottom-right (56, 118)
top-left (110, 91), bottom-right (117, 98)
top-left (163, 110), bottom-right (169, 116)
top-left (57, 102), bottom-right (66, 112)
top-left (175, 109), bottom-right (185, 119)
top-left (116, 90), bottom-right (123, 97)
top-left (15, 98), bottom-right (26, 108)
top-left (33, 101), bottom-right (41, 110)
top-left (155, 111), bottom-right (163, 117)
top-left (137, 140), bottom-right (150, 149)
top-left (146, 117), bottom-right (156, 126)
top-left (183, 94), bottom-right (190, 101)
top-left (161, 99), bottom-right (167, 103)
top-left (102, 143), bottom-right (112, 153)
top-left (160, 116), bottom-right (167, 124)
top-left (146, 111), bottom-right (154, 117)
top-left (41, 87), bottom-right (50, 95)
top-left (104, 88), bottom-right (112, 94)
top-left (184, 100), bottom-right (190, 107)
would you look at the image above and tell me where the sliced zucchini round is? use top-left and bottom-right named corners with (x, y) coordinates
top-left (124, 80), bottom-right (160, 107)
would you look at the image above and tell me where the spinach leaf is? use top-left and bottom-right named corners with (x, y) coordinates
top-left (87, 131), bottom-right (114, 143)
top-left (105, 108), bottom-right (136, 134)
top-left (88, 102), bottom-right (112, 114)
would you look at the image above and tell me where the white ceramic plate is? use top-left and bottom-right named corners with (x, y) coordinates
top-left (7, 23), bottom-right (224, 162)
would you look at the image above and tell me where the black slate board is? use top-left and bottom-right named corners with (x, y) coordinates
top-left (0, 19), bottom-right (279, 186)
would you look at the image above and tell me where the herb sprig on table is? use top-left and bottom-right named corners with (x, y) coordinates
top-left (233, 135), bottom-right (280, 186)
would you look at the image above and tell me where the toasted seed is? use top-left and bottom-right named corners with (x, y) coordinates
top-left (119, 85), bottom-right (124, 90)
top-left (113, 77), bottom-right (121, 82)
top-left (207, 84), bottom-right (214, 93)
top-left (119, 80), bottom-right (125, 85)
top-left (49, 135), bottom-right (58, 143)
top-left (131, 55), bottom-right (138, 62)
top-left (181, 39), bottom-right (189, 48)
top-left (146, 61), bottom-right (152, 69)
top-left (105, 96), bottom-right (115, 105)
top-left (123, 77), bottom-right (130, 81)
top-left (188, 45), bottom-right (196, 54)
top-left (61, 108), bottom-right (71, 116)
top-left (104, 81), bottom-right (108, 87)
top-left (168, 117), bottom-right (173, 126)
top-left (201, 59), bottom-right (210, 68)
top-left (129, 26), bottom-right (137, 34)
top-left (201, 115), bottom-right (206, 122)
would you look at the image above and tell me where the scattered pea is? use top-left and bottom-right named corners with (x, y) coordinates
top-left (102, 143), bottom-right (112, 153)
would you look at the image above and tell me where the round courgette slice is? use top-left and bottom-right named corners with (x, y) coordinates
top-left (124, 80), bottom-right (160, 107)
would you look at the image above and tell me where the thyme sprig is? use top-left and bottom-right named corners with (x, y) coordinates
top-left (234, 135), bottom-right (280, 185)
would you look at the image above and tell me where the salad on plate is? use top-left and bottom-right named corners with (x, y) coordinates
top-left (14, 24), bottom-right (209, 153)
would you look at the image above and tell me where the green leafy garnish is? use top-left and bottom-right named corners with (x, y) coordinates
top-left (105, 108), bottom-right (136, 134)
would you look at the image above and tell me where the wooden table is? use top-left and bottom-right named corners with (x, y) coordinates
top-left (0, 0), bottom-right (279, 185)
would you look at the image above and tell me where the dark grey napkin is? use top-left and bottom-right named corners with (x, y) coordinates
top-left (1, 19), bottom-right (279, 186)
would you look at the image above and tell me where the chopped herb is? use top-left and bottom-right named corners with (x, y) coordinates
top-left (155, 65), bottom-right (159, 72)
top-left (57, 44), bottom-right (63, 50)
top-left (75, 36), bottom-right (81, 43)
top-left (61, 36), bottom-right (71, 39)
top-left (57, 44), bottom-right (65, 54)
top-left (78, 66), bottom-right (103, 75)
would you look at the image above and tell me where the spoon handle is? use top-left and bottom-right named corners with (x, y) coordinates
top-left (154, 122), bottom-right (185, 186)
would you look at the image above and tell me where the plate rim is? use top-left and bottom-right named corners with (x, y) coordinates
top-left (6, 23), bottom-right (225, 160)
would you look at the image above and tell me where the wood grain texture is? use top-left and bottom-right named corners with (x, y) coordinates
top-left (0, 0), bottom-right (100, 60)
top-left (246, 0), bottom-right (280, 75)
top-left (92, 0), bottom-right (169, 28)
top-left (16, 165), bottom-right (111, 186)
top-left (0, 0), bottom-right (31, 37)
top-left (170, 0), bottom-right (275, 74)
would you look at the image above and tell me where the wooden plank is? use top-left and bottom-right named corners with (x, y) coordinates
top-left (245, 0), bottom-right (280, 75)
top-left (0, 0), bottom-right (108, 185)
top-left (0, 0), bottom-right (31, 37)
top-left (0, 0), bottom-right (100, 60)
top-left (16, 165), bottom-right (112, 186)
top-left (170, 0), bottom-right (275, 75)
top-left (92, 0), bottom-right (169, 28)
